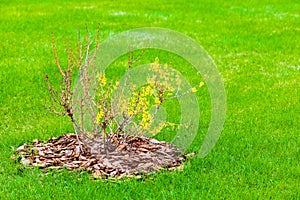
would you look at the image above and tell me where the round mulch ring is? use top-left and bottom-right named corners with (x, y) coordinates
top-left (13, 133), bottom-right (195, 179)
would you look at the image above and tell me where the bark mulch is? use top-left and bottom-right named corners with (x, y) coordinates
top-left (14, 133), bottom-right (195, 179)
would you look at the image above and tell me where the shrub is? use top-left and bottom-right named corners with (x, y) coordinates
top-left (45, 26), bottom-right (204, 152)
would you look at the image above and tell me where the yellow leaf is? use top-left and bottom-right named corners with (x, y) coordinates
top-left (198, 81), bottom-right (204, 88)
top-left (154, 97), bottom-right (160, 104)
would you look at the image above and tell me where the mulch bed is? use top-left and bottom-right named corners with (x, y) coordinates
top-left (13, 133), bottom-right (195, 179)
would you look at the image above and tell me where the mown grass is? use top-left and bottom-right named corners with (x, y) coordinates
top-left (0, 0), bottom-right (299, 199)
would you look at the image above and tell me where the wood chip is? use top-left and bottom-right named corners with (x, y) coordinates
top-left (13, 133), bottom-right (193, 179)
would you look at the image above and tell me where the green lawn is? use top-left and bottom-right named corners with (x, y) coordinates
top-left (0, 0), bottom-right (299, 199)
